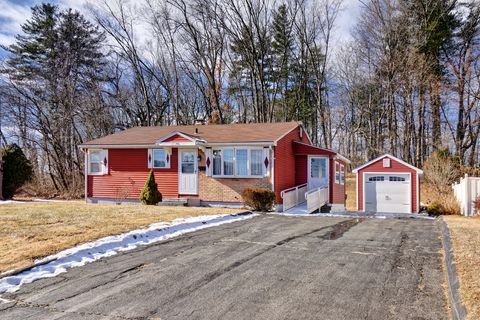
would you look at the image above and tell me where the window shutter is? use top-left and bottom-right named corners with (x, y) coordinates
top-left (165, 148), bottom-right (171, 168)
top-left (205, 148), bottom-right (213, 176)
top-left (102, 150), bottom-right (109, 175)
top-left (147, 149), bottom-right (153, 169)
top-left (263, 148), bottom-right (270, 177)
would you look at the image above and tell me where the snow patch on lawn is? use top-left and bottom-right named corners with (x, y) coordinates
top-left (0, 200), bottom-right (25, 205)
top-left (0, 199), bottom-right (66, 205)
top-left (0, 213), bottom-right (256, 295)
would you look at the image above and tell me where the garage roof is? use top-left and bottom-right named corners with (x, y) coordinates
top-left (352, 154), bottom-right (423, 174)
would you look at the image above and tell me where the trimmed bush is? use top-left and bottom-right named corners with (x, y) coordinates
top-left (139, 171), bottom-right (162, 205)
top-left (427, 200), bottom-right (444, 216)
top-left (241, 186), bottom-right (276, 211)
top-left (2, 144), bottom-right (33, 199)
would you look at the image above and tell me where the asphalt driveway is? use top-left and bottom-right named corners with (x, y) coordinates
top-left (0, 215), bottom-right (447, 320)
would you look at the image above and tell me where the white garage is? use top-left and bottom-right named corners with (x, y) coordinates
top-left (352, 154), bottom-right (423, 214)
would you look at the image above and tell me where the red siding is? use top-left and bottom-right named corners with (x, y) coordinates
top-left (357, 157), bottom-right (418, 212)
top-left (274, 126), bottom-right (309, 203)
top-left (295, 155), bottom-right (308, 185)
top-left (331, 159), bottom-right (346, 205)
top-left (88, 149), bottom-right (178, 199)
top-left (163, 134), bottom-right (191, 143)
top-left (295, 152), bottom-right (343, 204)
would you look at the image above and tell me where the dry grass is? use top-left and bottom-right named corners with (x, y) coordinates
top-left (346, 173), bottom-right (356, 211)
top-left (421, 183), bottom-right (460, 215)
top-left (444, 216), bottom-right (480, 320)
top-left (0, 201), bottom-right (240, 274)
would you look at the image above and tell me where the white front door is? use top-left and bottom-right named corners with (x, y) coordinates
top-left (179, 149), bottom-right (198, 195)
top-left (308, 156), bottom-right (329, 190)
top-left (364, 173), bottom-right (411, 213)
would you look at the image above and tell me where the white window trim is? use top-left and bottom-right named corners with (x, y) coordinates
top-left (334, 161), bottom-right (340, 184)
top-left (151, 148), bottom-right (171, 169)
top-left (340, 164), bottom-right (345, 185)
top-left (212, 147), bottom-right (265, 178)
top-left (88, 149), bottom-right (107, 175)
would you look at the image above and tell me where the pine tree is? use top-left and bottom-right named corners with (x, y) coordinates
top-left (2, 4), bottom-right (109, 194)
top-left (139, 171), bottom-right (162, 205)
top-left (2, 144), bottom-right (33, 199)
top-left (271, 4), bottom-right (294, 121)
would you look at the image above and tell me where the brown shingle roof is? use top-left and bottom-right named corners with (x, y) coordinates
top-left (80, 121), bottom-right (302, 146)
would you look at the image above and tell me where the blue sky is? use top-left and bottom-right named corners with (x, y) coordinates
top-left (0, 0), bottom-right (362, 58)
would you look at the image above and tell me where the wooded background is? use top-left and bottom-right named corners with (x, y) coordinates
top-left (0, 0), bottom-right (479, 196)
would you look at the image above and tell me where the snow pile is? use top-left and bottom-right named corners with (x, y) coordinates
top-left (0, 199), bottom-right (65, 205)
top-left (0, 200), bottom-right (25, 205)
top-left (0, 213), bottom-right (256, 294)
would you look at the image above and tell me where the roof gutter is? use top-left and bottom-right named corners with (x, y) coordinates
top-left (79, 141), bottom-right (275, 150)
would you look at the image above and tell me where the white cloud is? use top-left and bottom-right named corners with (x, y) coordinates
top-left (0, 0), bottom-right (32, 47)
top-left (334, 0), bottom-right (362, 43)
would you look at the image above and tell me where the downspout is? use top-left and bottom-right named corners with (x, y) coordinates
top-left (270, 145), bottom-right (275, 193)
top-left (84, 148), bottom-right (88, 203)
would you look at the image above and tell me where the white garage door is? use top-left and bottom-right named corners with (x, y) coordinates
top-left (364, 173), bottom-right (411, 213)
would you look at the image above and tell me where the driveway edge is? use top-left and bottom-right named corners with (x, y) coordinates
top-left (440, 218), bottom-right (467, 320)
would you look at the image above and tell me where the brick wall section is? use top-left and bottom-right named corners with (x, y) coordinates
top-left (357, 157), bottom-right (418, 212)
top-left (198, 172), bottom-right (272, 202)
top-left (274, 127), bottom-right (309, 203)
top-left (196, 148), bottom-right (273, 202)
top-left (88, 148), bottom-right (178, 199)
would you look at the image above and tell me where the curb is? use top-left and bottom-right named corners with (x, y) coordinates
top-left (440, 218), bottom-right (467, 320)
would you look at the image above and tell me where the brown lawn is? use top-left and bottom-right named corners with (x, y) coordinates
top-left (444, 216), bottom-right (480, 320)
top-left (345, 173), bottom-right (356, 211)
top-left (0, 201), bottom-right (241, 274)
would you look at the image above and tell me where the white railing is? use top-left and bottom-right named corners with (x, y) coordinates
top-left (281, 183), bottom-right (307, 211)
top-left (305, 187), bottom-right (329, 214)
top-left (452, 174), bottom-right (480, 216)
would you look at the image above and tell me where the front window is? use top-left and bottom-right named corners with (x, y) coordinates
top-left (250, 149), bottom-right (263, 176)
top-left (236, 149), bottom-right (248, 176)
top-left (223, 149), bottom-right (234, 176)
top-left (213, 150), bottom-right (222, 175)
top-left (153, 149), bottom-right (167, 168)
top-left (89, 150), bottom-right (106, 175)
top-left (212, 147), bottom-right (265, 177)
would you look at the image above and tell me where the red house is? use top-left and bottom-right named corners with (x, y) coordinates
top-left (352, 154), bottom-right (423, 214)
top-left (79, 122), bottom-right (350, 212)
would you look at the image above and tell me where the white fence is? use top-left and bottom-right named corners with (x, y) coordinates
top-left (305, 187), bottom-right (329, 214)
top-left (452, 174), bottom-right (480, 216)
top-left (281, 184), bottom-right (307, 211)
